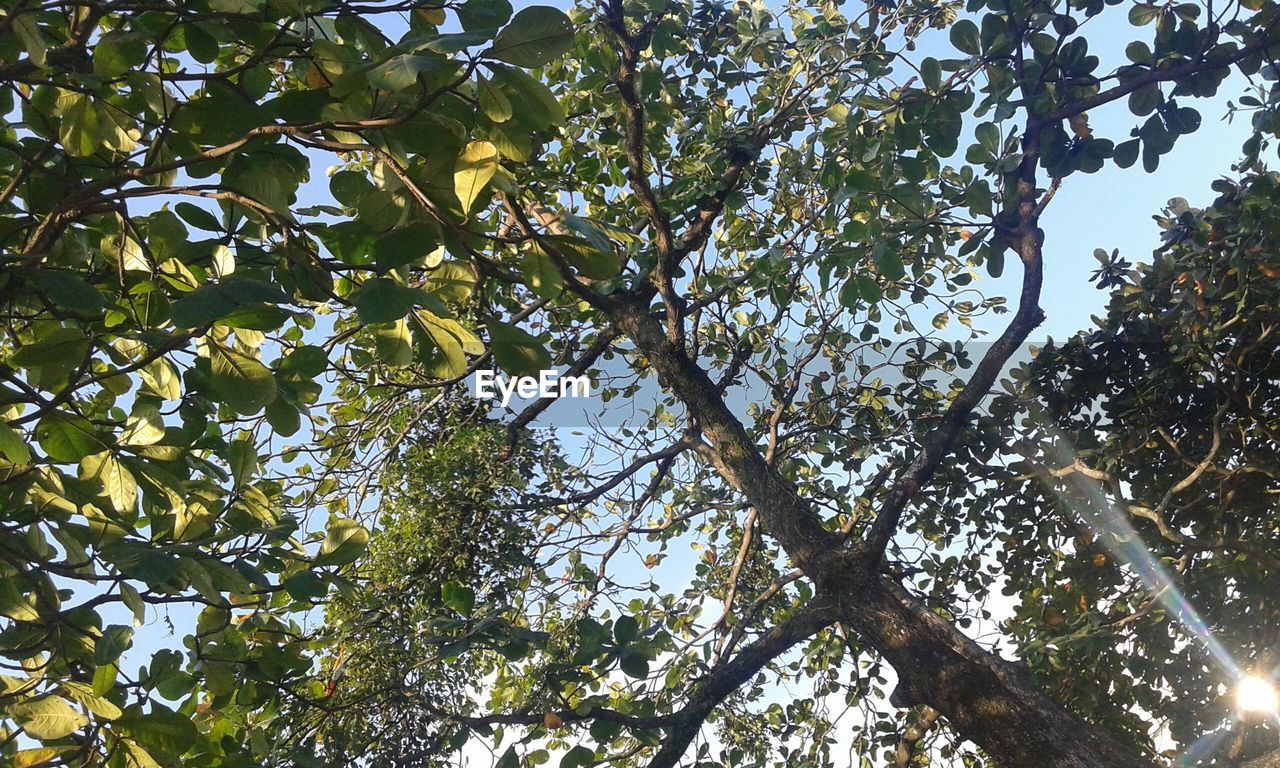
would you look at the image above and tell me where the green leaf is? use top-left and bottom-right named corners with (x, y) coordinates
top-left (10, 326), bottom-right (89, 370)
top-left (375, 319), bottom-right (414, 366)
top-left (442, 580), bottom-right (476, 615)
top-left (619, 650), bottom-right (649, 679)
top-left (372, 222), bottom-right (439, 269)
top-left (1125, 40), bottom-right (1154, 65)
top-left (183, 23), bottom-right (219, 64)
top-left (175, 202), bottom-right (222, 231)
top-left (1114, 138), bottom-right (1140, 168)
top-left (520, 248), bottom-right (565, 299)
top-left (316, 518), bottom-right (369, 567)
top-left (140, 358), bottom-right (182, 401)
top-left (226, 439), bottom-right (258, 487)
top-left (875, 245), bottom-right (906, 281)
top-left (61, 681), bottom-right (122, 720)
top-left (486, 7), bottom-right (574, 67)
top-left (264, 398), bottom-right (302, 438)
top-left (36, 413), bottom-right (108, 462)
top-left (170, 278), bottom-right (289, 329)
top-left (838, 278), bottom-right (860, 310)
top-left (974, 122), bottom-right (1000, 154)
top-left (855, 274), bottom-right (882, 304)
top-left (478, 76), bottom-right (514, 122)
top-left (415, 312), bottom-right (484, 378)
top-left (93, 33), bottom-right (145, 79)
top-left (368, 54), bottom-right (446, 92)
top-left (209, 343), bottom-right (277, 415)
top-left (330, 170), bottom-right (374, 207)
top-left (279, 345), bottom-right (329, 377)
top-left (120, 403), bottom-right (165, 447)
top-left (120, 739), bottom-right (164, 768)
top-left (117, 705), bottom-right (197, 758)
top-left (560, 745), bottom-right (596, 768)
top-left (486, 319), bottom-right (550, 377)
top-left (454, 140), bottom-right (499, 215)
top-left (1128, 84), bottom-right (1162, 116)
top-left (27, 270), bottom-right (106, 310)
top-left (488, 64), bottom-right (564, 129)
top-left (0, 422), bottom-right (32, 465)
top-left (920, 57), bottom-right (942, 90)
top-left (1129, 4), bottom-right (1160, 25)
top-left (357, 189), bottom-right (404, 231)
top-left (986, 247), bottom-right (1005, 278)
top-left (950, 20), bottom-right (980, 55)
top-left (120, 582), bottom-right (145, 627)
top-left (11, 696), bottom-right (88, 740)
top-left (0, 579), bottom-right (40, 622)
top-left (92, 663), bottom-right (119, 698)
top-left (57, 91), bottom-right (102, 157)
top-left (352, 277), bottom-right (426, 324)
top-left (13, 748), bottom-right (77, 768)
top-left (614, 615), bottom-right (639, 645)
top-left (12, 12), bottom-right (48, 69)
top-left (495, 747), bottom-right (520, 768)
top-left (544, 237), bottom-right (619, 280)
top-left (459, 0), bottom-right (513, 30)
top-left (283, 572), bottom-right (326, 602)
top-left (80, 452), bottom-right (137, 514)
top-left (424, 261), bottom-right (477, 304)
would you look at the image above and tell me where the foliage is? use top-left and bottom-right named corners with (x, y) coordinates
top-left (978, 171), bottom-right (1280, 764)
top-left (0, 0), bottom-right (574, 765)
top-left (4, 0), bottom-right (1280, 766)
top-left (294, 408), bottom-right (562, 767)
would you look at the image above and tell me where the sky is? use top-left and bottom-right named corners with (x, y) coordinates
top-left (914, 18), bottom-right (1263, 340)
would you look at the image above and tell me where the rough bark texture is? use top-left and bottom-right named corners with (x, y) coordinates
top-left (829, 574), bottom-right (1147, 768)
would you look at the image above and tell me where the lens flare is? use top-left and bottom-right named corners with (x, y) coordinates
top-left (1041, 435), bottom-right (1240, 679)
top-left (1236, 675), bottom-right (1279, 714)
top-left (1028, 422), bottom-right (1280, 764)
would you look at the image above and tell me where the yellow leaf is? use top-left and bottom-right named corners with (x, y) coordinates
top-left (453, 141), bottom-right (499, 216)
top-left (13, 747), bottom-right (76, 768)
top-left (1069, 112), bottom-right (1092, 139)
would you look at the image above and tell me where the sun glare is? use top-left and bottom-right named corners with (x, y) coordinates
top-left (1236, 675), bottom-right (1280, 714)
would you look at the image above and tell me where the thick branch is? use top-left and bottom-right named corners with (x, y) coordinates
top-left (1043, 29), bottom-right (1280, 123)
top-left (608, 296), bottom-right (840, 570)
top-left (641, 599), bottom-right (838, 768)
top-left (861, 119), bottom-right (1046, 561)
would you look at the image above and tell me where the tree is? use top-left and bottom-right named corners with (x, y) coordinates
top-left (0, 1), bottom-right (575, 765)
top-left (976, 171), bottom-right (1280, 766)
top-left (4, 0), bottom-right (1280, 768)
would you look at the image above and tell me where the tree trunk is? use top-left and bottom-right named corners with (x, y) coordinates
top-left (827, 573), bottom-right (1148, 768)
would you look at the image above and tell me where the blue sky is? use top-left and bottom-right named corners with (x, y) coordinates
top-left (904, 16), bottom-right (1263, 340)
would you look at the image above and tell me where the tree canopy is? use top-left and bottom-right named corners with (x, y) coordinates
top-left (3, 0), bottom-right (1280, 766)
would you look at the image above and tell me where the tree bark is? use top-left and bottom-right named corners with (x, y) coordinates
top-left (605, 293), bottom-right (1149, 767)
top-left (830, 573), bottom-right (1147, 768)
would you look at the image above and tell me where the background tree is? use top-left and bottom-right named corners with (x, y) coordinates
top-left (292, 0), bottom-right (1280, 767)
top-left (974, 171), bottom-right (1280, 766)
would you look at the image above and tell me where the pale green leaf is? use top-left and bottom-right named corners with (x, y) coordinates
top-left (453, 140), bottom-right (499, 215)
top-left (11, 696), bottom-right (89, 740)
top-left (486, 7), bottom-right (574, 67)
